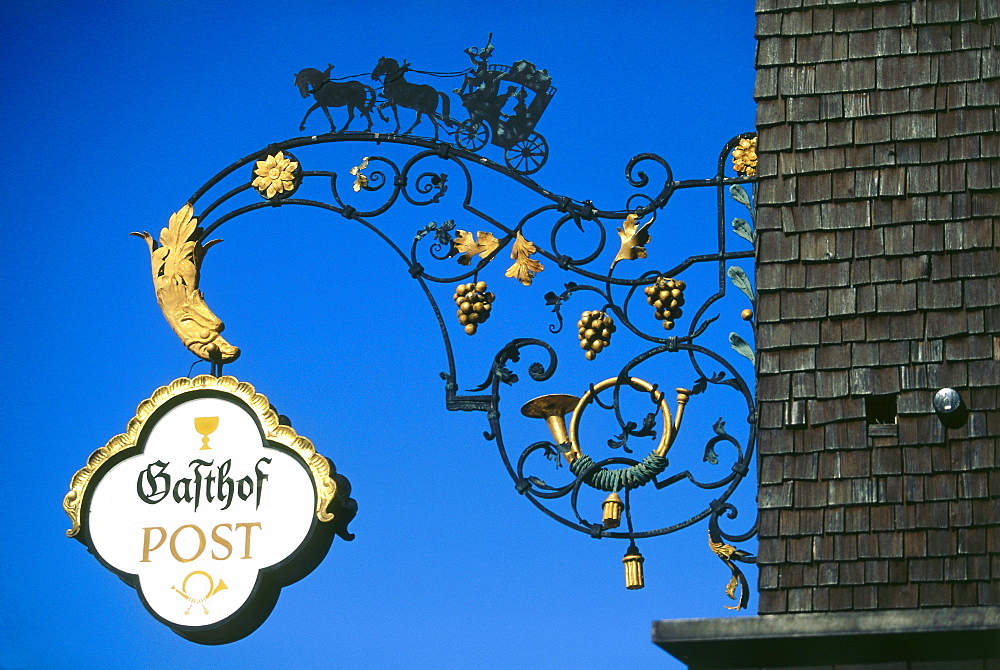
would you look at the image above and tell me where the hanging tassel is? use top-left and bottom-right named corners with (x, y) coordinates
top-left (623, 544), bottom-right (645, 590)
top-left (602, 492), bottom-right (624, 528)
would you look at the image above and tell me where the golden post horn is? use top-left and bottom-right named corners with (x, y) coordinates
top-left (520, 394), bottom-right (581, 463)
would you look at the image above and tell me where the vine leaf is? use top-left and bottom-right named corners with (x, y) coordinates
top-left (434, 221), bottom-right (456, 246)
top-left (415, 219), bottom-right (455, 245)
top-left (727, 266), bottom-right (755, 301)
top-left (729, 332), bottom-right (755, 364)
top-left (452, 230), bottom-right (499, 265)
top-left (732, 217), bottom-right (756, 245)
top-left (350, 157), bottom-right (369, 192)
top-left (692, 371), bottom-right (727, 395)
top-left (612, 213), bottom-right (653, 266)
top-left (496, 366), bottom-right (519, 385)
top-left (544, 281), bottom-right (577, 305)
top-left (729, 184), bottom-right (751, 209)
top-left (708, 532), bottom-right (752, 610)
top-left (505, 231), bottom-right (544, 286)
top-left (704, 418), bottom-right (729, 464)
top-left (635, 411), bottom-right (658, 438)
top-left (608, 423), bottom-right (636, 453)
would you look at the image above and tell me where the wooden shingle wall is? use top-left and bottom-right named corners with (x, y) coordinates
top-left (754, 0), bottom-right (1000, 614)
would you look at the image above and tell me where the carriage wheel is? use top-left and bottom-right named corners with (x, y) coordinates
top-left (504, 132), bottom-right (548, 175)
top-left (454, 120), bottom-right (489, 152)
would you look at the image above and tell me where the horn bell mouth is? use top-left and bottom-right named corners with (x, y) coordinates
top-left (520, 394), bottom-right (580, 419)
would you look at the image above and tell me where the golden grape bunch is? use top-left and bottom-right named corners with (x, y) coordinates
top-left (645, 276), bottom-right (687, 330)
top-left (731, 136), bottom-right (758, 176)
top-left (578, 310), bottom-right (616, 360)
top-left (454, 281), bottom-right (495, 335)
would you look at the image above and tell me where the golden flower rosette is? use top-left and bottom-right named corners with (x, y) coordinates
top-left (252, 151), bottom-right (300, 199)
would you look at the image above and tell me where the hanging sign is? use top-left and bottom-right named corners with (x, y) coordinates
top-left (64, 375), bottom-right (355, 644)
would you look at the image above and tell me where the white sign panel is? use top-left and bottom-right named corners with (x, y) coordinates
top-left (64, 376), bottom-right (354, 644)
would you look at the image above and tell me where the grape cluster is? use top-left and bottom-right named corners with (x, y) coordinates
top-left (731, 137), bottom-right (758, 176)
top-left (645, 276), bottom-right (686, 330)
top-left (454, 281), bottom-right (495, 335)
top-left (578, 310), bottom-right (616, 360)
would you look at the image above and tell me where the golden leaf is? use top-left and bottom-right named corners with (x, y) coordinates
top-left (709, 534), bottom-right (737, 560)
top-left (613, 213), bottom-right (653, 266)
top-left (708, 531), bottom-right (748, 610)
top-left (350, 157), bottom-right (369, 192)
top-left (452, 230), bottom-right (500, 265)
top-left (505, 231), bottom-right (544, 286)
top-left (725, 575), bottom-right (739, 600)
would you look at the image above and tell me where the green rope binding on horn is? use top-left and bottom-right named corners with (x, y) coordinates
top-left (569, 452), bottom-right (668, 491)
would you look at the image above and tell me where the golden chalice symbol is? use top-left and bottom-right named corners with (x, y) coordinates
top-left (194, 416), bottom-right (219, 450)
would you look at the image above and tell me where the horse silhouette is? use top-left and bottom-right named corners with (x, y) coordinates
top-left (295, 65), bottom-right (377, 133)
top-left (371, 57), bottom-right (451, 140)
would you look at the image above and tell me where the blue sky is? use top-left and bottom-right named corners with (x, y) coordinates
top-left (1, 2), bottom-right (758, 668)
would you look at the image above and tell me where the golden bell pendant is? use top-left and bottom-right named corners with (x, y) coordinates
top-left (602, 492), bottom-right (624, 529)
top-left (623, 545), bottom-right (645, 590)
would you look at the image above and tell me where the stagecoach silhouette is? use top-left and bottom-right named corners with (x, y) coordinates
top-left (452, 53), bottom-right (555, 176)
top-left (295, 40), bottom-right (555, 176)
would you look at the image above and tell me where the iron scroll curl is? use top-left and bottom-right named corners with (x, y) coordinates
top-left (141, 113), bottom-right (759, 606)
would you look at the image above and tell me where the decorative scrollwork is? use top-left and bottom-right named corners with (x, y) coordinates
top-left (142, 116), bottom-right (759, 606)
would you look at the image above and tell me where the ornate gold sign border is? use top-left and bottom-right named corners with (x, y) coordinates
top-left (64, 375), bottom-right (337, 537)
